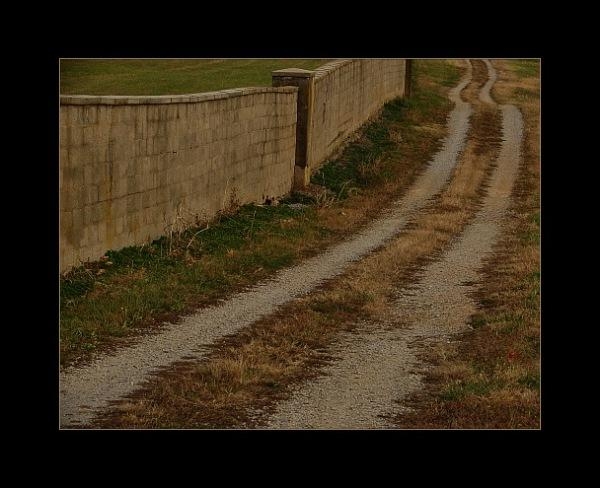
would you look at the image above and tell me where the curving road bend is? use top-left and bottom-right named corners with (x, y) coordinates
top-left (263, 60), bottom-right (523, 429)
top-left (60, 61), bottom-right (475, 428)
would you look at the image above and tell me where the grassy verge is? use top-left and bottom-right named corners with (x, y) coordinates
top-left (60, 59), bottom-right (329, 95)
top-left (393, 60), bottom-right (541, 428)
top-left (61, 60), bottom-right (460, 367)
top-left (89, 61), bottom-right (507, 429)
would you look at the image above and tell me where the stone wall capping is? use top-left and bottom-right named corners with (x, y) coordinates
top-left (272, 68), bottom-right (316, 79)
top-left (60, 86), bottom-right (298, 106)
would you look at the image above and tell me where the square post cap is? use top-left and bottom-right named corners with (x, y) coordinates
top-left (272, 68), bottom-right (315, 78)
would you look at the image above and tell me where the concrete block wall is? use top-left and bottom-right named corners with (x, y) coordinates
top-left (60, 87), bottom-right (298, 272)
top-left (309, 59), bottom-right (407, 173)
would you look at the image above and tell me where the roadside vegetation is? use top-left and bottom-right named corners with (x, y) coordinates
top-left (60, 59), bottom-right (329, 95)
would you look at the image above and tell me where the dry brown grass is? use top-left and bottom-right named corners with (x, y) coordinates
top-left (90, 60), bottom-right (509, 429)
top-left (392, 59), bottom-right (541, 429)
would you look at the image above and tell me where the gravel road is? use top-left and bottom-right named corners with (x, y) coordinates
top-left (59, 61), bottom-right (474, 428)
top-left (263, 61), bottom-right (523, 429)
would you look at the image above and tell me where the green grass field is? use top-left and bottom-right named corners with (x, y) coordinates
top-left (60, 59), bottom-right (330, 95)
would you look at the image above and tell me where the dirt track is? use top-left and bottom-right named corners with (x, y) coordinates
top-left (263, 62), bottom-right (522, 427)
top-left (60, 60), bottom-right (523, 430)
top-left (60, 62), bottom-right (474, 428)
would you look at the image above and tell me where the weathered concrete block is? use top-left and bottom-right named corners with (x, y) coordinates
top-left (59, 67), bottom-right (409, 272)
